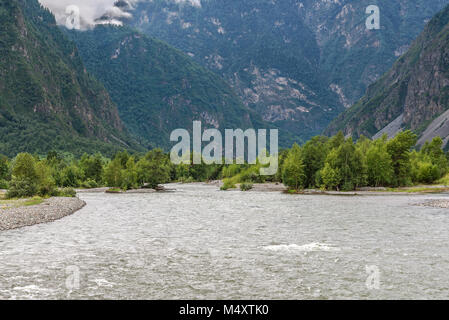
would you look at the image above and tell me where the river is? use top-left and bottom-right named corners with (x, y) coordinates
top-left (0, 184), bottom-right (448, 299)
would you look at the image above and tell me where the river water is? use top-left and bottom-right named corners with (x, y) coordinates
top-left (0, 184), bottom-right (448, 299)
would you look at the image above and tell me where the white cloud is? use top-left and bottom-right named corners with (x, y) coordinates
top-left (38, 0), bottom-right (133, 29)
top-left (38, 0), bottom-right (203, 30)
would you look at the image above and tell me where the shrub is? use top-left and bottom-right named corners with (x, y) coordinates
top-left (220, 179), bottom-right (236, 190)
top-left (81, 179), bottom-right (99, 189)
top-left (57, 187), bottom-right (76, 197)
top-left (240, 183), bottom-right (253, 191)
top-left (0, 179), bottom-right (8, 189)
top-left (6, 177), bottom-right (38, 199)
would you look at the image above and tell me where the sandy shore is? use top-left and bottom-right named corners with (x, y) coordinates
top-left (0, 197), bottom-right (86, 231)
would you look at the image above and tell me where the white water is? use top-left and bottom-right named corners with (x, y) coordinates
top-left (1, 184), bottom-right (449, 299)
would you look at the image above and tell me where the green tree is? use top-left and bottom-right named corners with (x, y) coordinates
top-left (366, 139), bottom-right (394, 187)
top-left (122, 157), bottom-right (138, 190)
top-left (136, 149), bottom-right (171, 188)
top-left (80, 153), bottom-right (104, 183)
top-left (6, 153), bottom-right (39, 198)
top-left (104, 158), bottom-right (124, 188)
top-left (325, 138), bottom-right (366, 190)
top-left (320, 162), bottom-right (341, 190)
top-left (282, 144), bottom-right (306, 190)
top-left (386, 130), bottom-right (417, 186)
top-left (421, 137), bottom-right (448, 178)
top-left (301, 136), bottom-right (329, 188)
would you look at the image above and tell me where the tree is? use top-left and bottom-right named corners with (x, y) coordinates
top-left (104, 158), bottom-right (124, 188)
top-left (325, 138), bottom-right (366, 191)
top-left (61, 164), bottom-right (83, 187)
top-left (320, 162), bottom-right (341, 190)
top-left (421, 137), bottom-right (448, 178)
top-left (12, 153), bottom-right (38, 182)
top-left (301, 136), bottom-right (329, 188)
top-left (122, 157), bottom-right (138, 190)
top-left (136, 149), bottom-right (171, 188)
top-left (0, 154), bottom-right (9, 181)
top-left (282, 144), bottom-right (306, 190)
top-left (386, 130), bottom-right (417, 186)
top-left (6, 153), bottom-right (39, 198)
top-left (366, 140), bottom-right (394, 187)
top-left (80, 153), bottom-right (104, 183)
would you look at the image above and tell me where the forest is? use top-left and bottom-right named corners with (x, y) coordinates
top-left (0, 130), bottom-right (448, 199)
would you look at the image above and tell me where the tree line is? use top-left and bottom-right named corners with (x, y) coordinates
top-left (280, 131), bottom-right (448, 191)
top-left (1, 130), bottom-right (448, 198)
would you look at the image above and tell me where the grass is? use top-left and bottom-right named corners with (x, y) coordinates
top-left (106, 188), bottom-right (124, 193)
top-left (385, 186), bottom-right (449, 193)
top-left (437, 173), bottom-right (449, 185)
top-left (0, 196), bottom-right (45, 210)
top-left (23, 196), bottom-right (45, 206)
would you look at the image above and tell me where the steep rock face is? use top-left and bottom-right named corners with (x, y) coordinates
top-left (0, 0), bottom-right (140, 156)
top-left (326, 4), bottom-right (449, 146)
top-left (121, 0), bottom-right (448, 142)
top-left (128, 0), bottom-right (343, 142)
top-left (66, 26), bottom-right (278, 149)
top-left (299, 0), bottom-right (449, 106)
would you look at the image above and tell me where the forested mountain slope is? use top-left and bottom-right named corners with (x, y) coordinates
top-left (66, 25), bottom-right (279, 149)
top-left (0, 0), bottom-right (140, 157)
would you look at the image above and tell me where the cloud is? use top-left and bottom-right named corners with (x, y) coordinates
top-left (38, 0), bottom-right (134, 29)
top-left (38, 0), bottom-right (204, 29)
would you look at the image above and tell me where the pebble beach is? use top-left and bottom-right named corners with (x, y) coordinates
top-left (0, 197), bottom-right (86, 231)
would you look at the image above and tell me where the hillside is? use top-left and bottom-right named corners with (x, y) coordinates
top-left (123, 0), bottom-right (449, 141)
top-left (326, 4), bottom-right (449, 147)
top-left (127, 0), bottom-right (343, 142)
top-left (299, 0), bottom-right (449, 106)
top-left (65, 25), bottom-right (281, 149)
top-left (0, 0), bottom-right (141, 157)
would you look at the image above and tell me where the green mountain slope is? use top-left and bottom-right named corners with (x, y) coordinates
top-left (124, 0), bottom-right (448, 140)
top-left (128, 0), bottom-right (343, 142)
top-left (326, 4), bottom-right (449, 146)
top-left (65, 25), bottom-right (282, 149)
top-left (0, 0), bottom-right (141, 157)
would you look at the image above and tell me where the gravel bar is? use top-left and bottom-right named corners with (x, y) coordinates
top-left (0, 197), bottom-right (86, 231)
top-left (419, 200), bottom-right (449, 208)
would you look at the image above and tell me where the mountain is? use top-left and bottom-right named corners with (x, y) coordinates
top-left (326, 4), bottom-right (449, 147)
top-left (0, 0), bottom-right (141, 157)
top-left (123, 0), bottom-right (449, 141)
top-left (127, 0), bottom-right (344, 142)
top-left (65, 25), bottom-right (281, 149)
top-left (299, 0), bottom-right (449, 107)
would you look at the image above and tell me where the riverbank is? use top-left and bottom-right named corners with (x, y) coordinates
top-left (0, 197), bottom-right (86, 231)
top-left (210, 181), bottom-right (449, 195)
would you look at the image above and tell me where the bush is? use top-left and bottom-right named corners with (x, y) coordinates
top-left (57, 187), bottom-right (76, 197)
top-left (240, 183), bottom-right (253, 191)
top-left (220, 179), bottom-right (236, 190)
top-left (0, 179), bottom-right (8, 189)
top-left (6, 177), bottom-right (38, 199)
top-left (81, 179), bottom-right (99, 189)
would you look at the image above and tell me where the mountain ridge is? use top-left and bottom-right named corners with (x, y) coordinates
top-left (0, 0), bottom-right (142, 157)
top-left (325, 4), bottom-right (449, 147)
